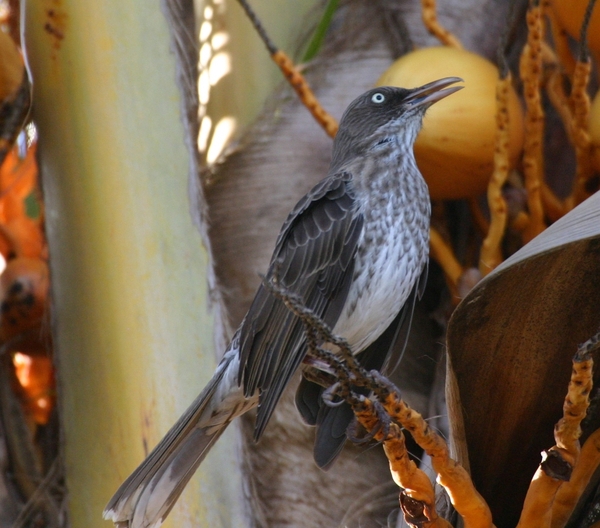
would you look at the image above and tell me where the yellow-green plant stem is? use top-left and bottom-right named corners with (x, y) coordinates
top-left (24, 2), bottom-right (246, 526)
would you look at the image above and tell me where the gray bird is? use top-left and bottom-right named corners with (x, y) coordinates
top-left (103, 77), bottom-right (463, 528)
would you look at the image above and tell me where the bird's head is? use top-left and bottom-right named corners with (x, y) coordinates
top-left (330, 77), bottom-right (463, 173)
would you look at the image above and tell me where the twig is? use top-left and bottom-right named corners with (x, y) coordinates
top-left (13, 457), bottom-right (64, 528)
top-left (545, 0), bottom-right (576, 76)
top-left (519, 1), bottom-right (546, 242)
top-left (467, 198), bottom-right (490, 237)
top-left (271, 51), bottom-right (339, 137)
top-left (479, 72), bottom-right (512, 276)
top-left (567, 57), bottom-right (594, 209)
top-left (516, 335), bottom-right (596, 527)
top-left (429, 227), bottom-right (463, 301)
top-left (420, 0), bottom-right (463, 48)
top-left (545, 68), bottom-right (573, 144)
top-left (551, 428), bottom-right (600, 528)
top-left (376, 377), bottom-right (494, 528)
top-left (353, 397), bottom-right (451, 528)
top-left (235, 0), bottom-right (339, 138)
top-left (566, 0), bottom-right (597, 209)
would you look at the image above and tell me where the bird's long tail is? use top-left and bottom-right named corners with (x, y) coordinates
top-left (103, 342), bottom-right (256, 528)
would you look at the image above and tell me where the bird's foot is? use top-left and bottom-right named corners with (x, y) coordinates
top-left (321, 382), bottom-right (347, 407)
top-left (366, 369), bottom-right (396, 401)
top-left (346, 394), bottom-right (391, 444)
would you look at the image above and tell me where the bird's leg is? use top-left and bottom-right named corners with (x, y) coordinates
top-left (364, 369), bottom-right (392, 402)
top-left (346, 416), bottom-right (383, 445)
top-left (301, 354), bottom-right (335, 374)
top-left (345, 393), bottom-right (391, 444)
top-left (300, 362), bottom-right (337, 385)
top-left (308, 343), bottom-right (360, 405)
top-left (321, 383), bottom-right (347, 408)
top-left (301, 335), bottom-right (355, 396)
top-left (306, 346), bottom-right (354, 408)
top-left (300, 355), bottom-right (356, 408)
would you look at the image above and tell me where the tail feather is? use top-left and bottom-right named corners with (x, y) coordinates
top-left (103, 344), bottom-right (256, 528)
top-left (313, 402), bottom-right (354, 469)
top-left (129, 428), bottom-right (226, 528)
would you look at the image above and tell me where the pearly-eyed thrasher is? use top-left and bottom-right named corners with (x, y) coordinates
top-left (104, 77), bottom-right (463, 528)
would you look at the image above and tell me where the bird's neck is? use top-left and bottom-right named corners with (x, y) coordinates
top-left (347, 143), bottom-right (428, 210)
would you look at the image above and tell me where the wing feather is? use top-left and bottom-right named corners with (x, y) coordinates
top-left (238, 172), bottom-right (363, 437)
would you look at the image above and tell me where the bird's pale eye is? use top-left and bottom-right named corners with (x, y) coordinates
top-left (371, 93), bottom-right (385, 104)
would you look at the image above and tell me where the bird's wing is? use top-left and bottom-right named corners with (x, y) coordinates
top-left (238, 171), bottom-right (363, 438)
top-left (380, 262), bottom-right (428, 375)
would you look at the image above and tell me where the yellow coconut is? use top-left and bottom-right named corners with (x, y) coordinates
top-left (551, 0), bottom-right (600, 60)
top-left (377, 46), bottom-right (524, 200)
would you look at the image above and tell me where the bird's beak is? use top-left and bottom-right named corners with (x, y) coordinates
top-left (404, 77), bottom-right (464, 108)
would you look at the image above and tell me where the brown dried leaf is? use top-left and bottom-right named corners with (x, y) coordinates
top-left (447, 190), bottom-right (600, 527)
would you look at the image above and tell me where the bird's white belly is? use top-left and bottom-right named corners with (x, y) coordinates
top-left (332, 221), bottom-right (426, 353)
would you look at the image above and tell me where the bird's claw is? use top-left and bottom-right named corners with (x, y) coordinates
top-left (346, 418), bottom-right (378, 444)
top-left (371, 399), bottom-right (392, 439)
top-left (346, 397), bottom-right (391, 444)
top-left (368, 369), bottom-right (397, 399)
top-left (322, 382), bottom-right (346, 407)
